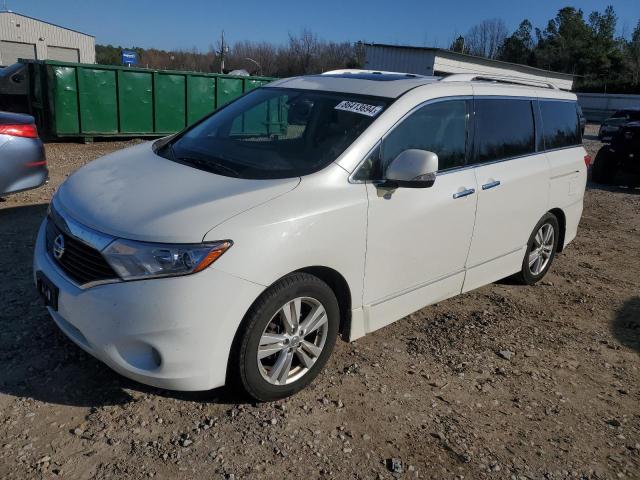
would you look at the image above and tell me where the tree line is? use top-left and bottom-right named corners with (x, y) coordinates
top-left (450, 6), bottom-right (640, 93)
top-left (96, 30), bottom-right (361, 79)
top-left (96, 5), bottom-right (639, 93)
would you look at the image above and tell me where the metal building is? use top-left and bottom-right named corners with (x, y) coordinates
top-left (363, 43), bottom-right (575, 91)
top-left (0, 11), bottom-right (95, 66)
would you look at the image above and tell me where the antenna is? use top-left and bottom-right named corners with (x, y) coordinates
top-left (2, 0), bottom-right (7, 11)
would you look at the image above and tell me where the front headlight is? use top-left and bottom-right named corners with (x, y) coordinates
top-left (102, 239), bottom-right (232, 280)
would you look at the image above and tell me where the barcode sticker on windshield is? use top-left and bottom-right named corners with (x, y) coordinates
top-left (334, 101), bottom-right (383, 117)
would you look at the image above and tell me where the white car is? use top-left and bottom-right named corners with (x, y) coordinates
top-left (34, 71), bottom-right (588, 401)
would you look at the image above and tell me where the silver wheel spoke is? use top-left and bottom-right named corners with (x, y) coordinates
top-left (258, 333), bottom-right (288, 359)
top-left (258, 344), bottom-right (285, 359)
top-left (534, 230), bottom-right (543, 246)
top-left (281, 298), bottom-right (301, 334)
top-left (529, 251), bottom-right (540, 268)
top-left (295, 348), bottom-right (315, 368)
top-left (299, 305), bottom-right (327, 336)
top-left (534, 255), bottom-right (543, 274)
top-left (300, 340), bottom-right (322, 358)
top-left (543, 226), bottom-right (553, 244)
top-left (270, 350), bottom-right (294, 384)
top-left (260, 333), bottom-right (287, 345)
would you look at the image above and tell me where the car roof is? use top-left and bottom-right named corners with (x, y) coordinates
top-left (265, 70), bottom-right (574, 99)
top-left (265, 71), bottom-right (440, 99)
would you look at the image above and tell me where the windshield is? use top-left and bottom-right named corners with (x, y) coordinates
top-left (159, 87), bottom-right (389, 179)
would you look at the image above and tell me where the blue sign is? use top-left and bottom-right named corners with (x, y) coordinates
top-left (121, 50), bottom-right (137, 65)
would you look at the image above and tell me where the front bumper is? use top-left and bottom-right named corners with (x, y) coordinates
top-left (33, 220), bottom-right (265, 391)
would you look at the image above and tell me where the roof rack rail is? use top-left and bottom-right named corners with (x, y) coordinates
top-left (321, 69), bottom-right (426, 78)
top-left (440, 73), bottom-right (559, 90)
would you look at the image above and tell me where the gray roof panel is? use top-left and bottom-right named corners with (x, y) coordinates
top-left (265, 73), bottom-right (439, 98)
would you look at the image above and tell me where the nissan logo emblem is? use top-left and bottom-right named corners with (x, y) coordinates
top-left (53, 234), bottom-right (65, 260)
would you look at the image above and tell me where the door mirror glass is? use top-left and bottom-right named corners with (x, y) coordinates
top-left (384, 149), bottom-right (438, 188)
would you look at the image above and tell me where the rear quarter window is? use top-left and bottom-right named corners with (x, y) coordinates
top-left (540, 101), bottom-right (581, 150)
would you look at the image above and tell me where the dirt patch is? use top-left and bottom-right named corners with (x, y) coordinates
top-left (0, 132), bottom-right (638, 479)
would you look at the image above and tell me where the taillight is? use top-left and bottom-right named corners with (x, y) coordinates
top-left (0, 123), bottom-right (38, 138)
top-left (584, 155), bottom-right (592, 167)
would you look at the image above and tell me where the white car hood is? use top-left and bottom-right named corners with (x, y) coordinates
top-left (56, 142), bottom-right (300, 243)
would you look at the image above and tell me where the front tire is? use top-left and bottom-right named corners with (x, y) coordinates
top-left (231, 273), bottom-right (339, 402)
top-left (514, 213), bottom-right (560, 285)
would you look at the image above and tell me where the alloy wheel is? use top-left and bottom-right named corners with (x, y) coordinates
top-left (528, 223), bottom-right (554, 275)
top-left (257, 297), bottom-right (329, 385)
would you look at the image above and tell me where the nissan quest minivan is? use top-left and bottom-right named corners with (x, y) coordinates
top-left (34, 71), bottom-right (588, 401)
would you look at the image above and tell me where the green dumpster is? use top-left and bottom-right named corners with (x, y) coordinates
top-left (20, 60), bottom-right (275, 139)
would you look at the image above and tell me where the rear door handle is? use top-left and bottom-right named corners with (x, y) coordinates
top-left (481, 180), bottom-right (501, 190)
top-left (453, 188), bottom-right (475, 199)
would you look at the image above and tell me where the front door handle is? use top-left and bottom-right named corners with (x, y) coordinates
top-left (453, 188), bottom-right (475, 199)
top-left (482, 180), bottom-right (501, 190)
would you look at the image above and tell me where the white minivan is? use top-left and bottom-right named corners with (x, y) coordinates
top-left (34, 71), bottom-right (588, 401)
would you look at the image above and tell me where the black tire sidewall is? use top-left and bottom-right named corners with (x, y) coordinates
top-left (520, 214), bottom-right (560, 285)
top-left (592, 148), bottom-right (614, 184)
top-left (236, 274), bottom-right (339, 402)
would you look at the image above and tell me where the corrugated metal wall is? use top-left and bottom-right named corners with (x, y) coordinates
top-left (577, 93), bottom-right (640, 122)
top-left (363, 44), bottom-right (574, 90)
top-left (0, 12), bottom-right (94, 66)
top-left (363, 45), bottom-right (437, 75)
top-left (434, 51), bottom-right (574, 91)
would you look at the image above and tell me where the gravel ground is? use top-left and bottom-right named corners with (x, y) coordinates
top-left (0, 125), bottom-right (638, 479)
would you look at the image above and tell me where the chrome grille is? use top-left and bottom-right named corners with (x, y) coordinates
top-left (45, 218), bottom-right (118, 285)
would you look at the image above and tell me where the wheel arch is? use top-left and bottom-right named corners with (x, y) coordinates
top-left (294, 266), bottom-right (352, 341)
top-left (548, 207), bottom-right (566, 252)
top-left (226, 265), bottom-right (353, 386)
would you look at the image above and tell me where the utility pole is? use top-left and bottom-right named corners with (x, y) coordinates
top-left (218, 31), bottom-right (229, 74)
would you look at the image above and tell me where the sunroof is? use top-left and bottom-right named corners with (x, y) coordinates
top-left (318, 72), bottom-right (423, 81)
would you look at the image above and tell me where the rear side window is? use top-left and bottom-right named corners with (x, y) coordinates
top-left (473, 99), bottom-right (535, 164)
top-left (540, 101), bottom-right (581, 150)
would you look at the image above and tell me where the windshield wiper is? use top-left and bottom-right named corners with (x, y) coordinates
top-left (175, 154), bottom-right (241, 177)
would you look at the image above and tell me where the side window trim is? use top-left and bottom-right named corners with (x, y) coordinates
top-left (349, 95), bottom-right (473, 183)
top-left (533, 99), bottom-right (544, 152)
top-left (350, 95), bottom-right (583, 183)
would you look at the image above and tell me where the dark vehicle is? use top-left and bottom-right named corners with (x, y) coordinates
top-left (0, 111), bottom-right (48, 196)
top-left (577, 104), bottom-right (586, 136)
top-left (598, 109), bottom-right (640, 142)
top-left (592, 121), bottom-right (640, 187)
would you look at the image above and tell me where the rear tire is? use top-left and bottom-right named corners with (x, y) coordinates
top-left (230, 273), bottom-right (339, 402)
top-left (513, 213), bottom-right (560, 285)
top-left (591, 148), bottom-right (614, 184)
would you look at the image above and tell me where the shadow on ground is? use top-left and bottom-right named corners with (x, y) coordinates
top-left (586, 182), bottom-right (640, 194)
top-left (0, 204), bottom-right (244, 407)
top-left (613, 297), bottom-right (640, 354)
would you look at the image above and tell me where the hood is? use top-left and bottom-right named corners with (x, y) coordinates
top-left (56, 142), bottom-right (300, 243)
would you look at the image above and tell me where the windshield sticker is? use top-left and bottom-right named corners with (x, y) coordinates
top-left (334, 101), bottom-right (383, 117)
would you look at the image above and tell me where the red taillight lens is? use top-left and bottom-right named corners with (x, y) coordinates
top-left (584, 155), bottom-right (592, 167)
top-left (0, 123), bottom-right (38, 138)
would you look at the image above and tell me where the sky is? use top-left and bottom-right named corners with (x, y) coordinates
top-left (4, 0), bottom-right (640, 51)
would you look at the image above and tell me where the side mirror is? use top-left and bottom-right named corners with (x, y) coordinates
top-left (383, 149), bottom-right (438, 188)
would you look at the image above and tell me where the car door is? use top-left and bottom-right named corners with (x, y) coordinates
top-left (463, 94), bottom-right (550, 293)
top-left (356, 98), bottom-right (478, 333)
